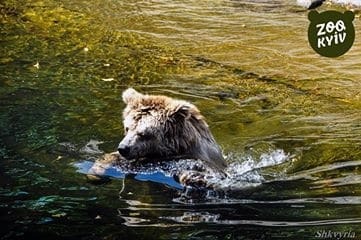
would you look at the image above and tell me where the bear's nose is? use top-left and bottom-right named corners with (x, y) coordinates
top-left (118, 144), bottom-right (130, 157)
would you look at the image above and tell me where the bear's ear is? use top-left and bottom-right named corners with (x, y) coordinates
top-left (175, 104), bottom-right (191, 119)
top-left (122, 88), bottom-right (143, 104)
top-left (170, 101), bottom-right (193, 120)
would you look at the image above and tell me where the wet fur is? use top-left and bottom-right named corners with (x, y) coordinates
top-left (90, 88), bottom-right (227, 190)
top-left (89, 151), bottom-right (217, 189)
top-left (120, 88), bottom-right (227, 172)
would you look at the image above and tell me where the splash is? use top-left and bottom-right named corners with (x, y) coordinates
top-left (79, 140), bottom-right (104, 156)
top-left (197, 149), bottom-right (291, 191)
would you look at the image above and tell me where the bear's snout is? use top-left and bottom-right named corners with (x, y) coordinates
top-left (118, 143), bottom-right (131, 158)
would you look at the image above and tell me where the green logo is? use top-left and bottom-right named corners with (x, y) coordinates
top-left (308, 10), bottom-right (355, 58)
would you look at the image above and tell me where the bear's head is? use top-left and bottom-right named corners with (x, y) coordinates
top-left (117, 88), bottom-right (227, 171)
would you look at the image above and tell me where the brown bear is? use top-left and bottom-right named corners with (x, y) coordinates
top-left (89, 88), bottom-right (227, 188)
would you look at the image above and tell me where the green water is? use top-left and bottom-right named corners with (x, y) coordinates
top-left (1, 0), bottom-right (361, 239)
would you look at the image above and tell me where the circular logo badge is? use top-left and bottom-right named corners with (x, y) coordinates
top-left (308, 10), bottom-right (355, 58)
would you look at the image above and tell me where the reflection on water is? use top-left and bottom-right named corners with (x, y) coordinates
top-left (1, 0), bottom-right (361, 238)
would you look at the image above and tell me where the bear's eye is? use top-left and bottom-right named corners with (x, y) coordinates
top-left (137, 132), bottom-right (152, 140)
top-left (125, 127), bottom-right (129, 133)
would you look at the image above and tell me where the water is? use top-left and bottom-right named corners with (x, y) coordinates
top-left (1, 0), bottom-right (361, 239)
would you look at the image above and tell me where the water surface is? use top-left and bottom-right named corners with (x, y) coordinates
top-left (1, 0), bottom-right (361, 239)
